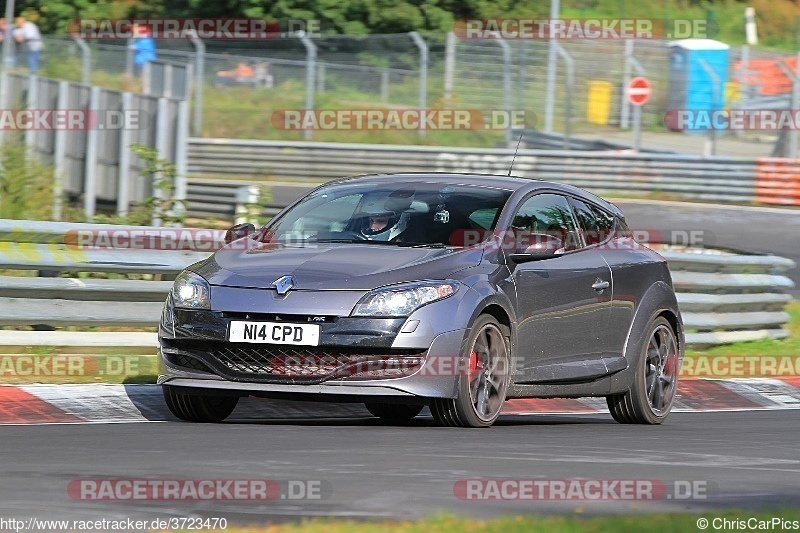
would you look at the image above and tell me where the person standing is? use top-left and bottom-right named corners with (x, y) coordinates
top-left (130, 23), bottom-right (156, 76)
top-left (13, 17), bottom-right (41, 74)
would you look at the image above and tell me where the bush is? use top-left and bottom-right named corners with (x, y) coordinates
top-left (0, 139), bottom-right (55, 220)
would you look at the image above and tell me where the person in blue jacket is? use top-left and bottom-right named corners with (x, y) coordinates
top-left (130, 23), bottom-right (156, 76)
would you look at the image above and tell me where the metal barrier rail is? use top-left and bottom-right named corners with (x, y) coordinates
top-left (185, 138), bottom-right (800, 207)
top-left (0, 220), bottom-right (794, 346)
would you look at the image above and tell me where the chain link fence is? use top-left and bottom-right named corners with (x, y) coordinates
top-left (1, 32), bottom-right (798, 155)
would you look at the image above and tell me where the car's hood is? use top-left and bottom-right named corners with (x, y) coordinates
top-left (194, 243), bottom-right (484, 291)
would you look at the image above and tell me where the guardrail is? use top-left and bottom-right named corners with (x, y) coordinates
top-left (185, 138), bottom-right (800, 208)
top-left (0, 220), bottom-right (794, 347)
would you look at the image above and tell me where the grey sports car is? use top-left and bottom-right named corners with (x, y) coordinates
top-left (158, 173), bottom-right (684, 427)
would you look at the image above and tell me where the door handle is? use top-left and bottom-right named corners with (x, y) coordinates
top-left (592, 280), bottom-right (610, 291)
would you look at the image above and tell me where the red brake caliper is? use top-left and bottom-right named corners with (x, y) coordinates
top-left (469, 351), bottom-right (484, 376)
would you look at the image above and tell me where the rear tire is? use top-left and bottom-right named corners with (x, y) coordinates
top-left (163, 385), bottom-right (239, 423)
top-left (430, 315), bottom-right (511, 428)
top-left (364, 402), bottom-right (423, 421)
top-left (607, 316), bottom-right (680, 424)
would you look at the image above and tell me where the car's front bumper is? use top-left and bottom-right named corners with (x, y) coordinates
top-left (158, 327), bottom-right (466, 399)
top-left (159, 277), bottom-right (483, 400)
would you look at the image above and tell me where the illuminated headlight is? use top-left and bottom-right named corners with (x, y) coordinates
top-left (352, 281), bottom-right (459, 317)
top-left (170, 271), bottom-right (211, 309)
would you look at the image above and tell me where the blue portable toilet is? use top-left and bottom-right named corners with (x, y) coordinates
top-left (666, 39), bottom-right (730, 132)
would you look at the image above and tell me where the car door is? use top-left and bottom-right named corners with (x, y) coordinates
top-left (568, 196), bottom-right (626, 365)
top-left (508, 193), bottom-right (613, 383)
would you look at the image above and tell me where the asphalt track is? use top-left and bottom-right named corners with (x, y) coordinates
top-left (1, 410), bottom-right (799, 525)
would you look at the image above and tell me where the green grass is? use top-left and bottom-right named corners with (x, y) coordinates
top-left (162, 509), bottom-right (800, 533)
top-left (200, 81), bottom-right (510, 147)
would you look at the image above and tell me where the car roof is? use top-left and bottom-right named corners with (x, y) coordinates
top-left (333, 172), bottom-right (623, 217)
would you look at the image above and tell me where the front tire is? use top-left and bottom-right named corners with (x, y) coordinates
top-left (607, 316), bottom-right (680, 424)
top-left (163, 385), bottom-right (239, 423)
top-left (430, 315), bottom-right (511, 428)
top-left (365, 402), bottom-right (424, 421)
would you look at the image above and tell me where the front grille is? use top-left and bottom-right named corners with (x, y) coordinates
top-left (211, 343), bottom-right (425, 381)
top-left (165, 351), bottom-right (213, 373)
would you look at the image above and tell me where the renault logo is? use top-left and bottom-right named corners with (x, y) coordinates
top-left (274, 275), bottom-right (295, 295)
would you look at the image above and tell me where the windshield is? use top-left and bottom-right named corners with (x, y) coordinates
top-left (262, 180), bottom-right (513, 247)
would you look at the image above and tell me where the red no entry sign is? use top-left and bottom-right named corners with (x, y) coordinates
top-left (627, 77), bottom-right (651, 106)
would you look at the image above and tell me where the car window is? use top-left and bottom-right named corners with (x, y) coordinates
top-left (468, 207), bottom-right (500, 230)
top-left (289, 193), bottom-right (362, 234)
top-left (569, 198), bottom-right (615, 246)
top-left (267, 181), bottom-right (513, 246)
top-left (510, 193), bottom-right (581, 251)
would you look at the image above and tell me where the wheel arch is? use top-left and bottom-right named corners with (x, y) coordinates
top-left (607, 280), bottom-right (683, 394)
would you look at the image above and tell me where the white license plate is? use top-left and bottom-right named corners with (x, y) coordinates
top-left (228, 321), bottom-right (321, 346)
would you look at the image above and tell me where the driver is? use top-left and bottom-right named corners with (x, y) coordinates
top-left (359, 207), bottom-right (409, 241)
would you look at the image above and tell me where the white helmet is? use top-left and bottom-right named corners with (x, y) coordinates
top-left (359, 192), bottom-right (413, 241)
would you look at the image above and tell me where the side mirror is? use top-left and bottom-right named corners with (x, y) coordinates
top-left (224, 222), bottom-right (256, 244)
top-left (509, 233), bottom-right (563, 263)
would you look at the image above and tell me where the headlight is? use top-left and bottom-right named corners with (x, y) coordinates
top-left (352, 281), bottom-right (459, 317)
top-left (170, 271), bottom-right (211, 309)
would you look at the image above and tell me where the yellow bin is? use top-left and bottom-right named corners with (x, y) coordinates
top-left (587, 80), bottom-right (613, 125)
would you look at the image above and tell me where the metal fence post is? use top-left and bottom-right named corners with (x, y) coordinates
top-left (317, 62), bottom-right (326, 93)
top-left (443, 32), bottom-right (455, 106)
top-left (52, 81), bottom-right (69, 221)
top-left (298, 32), bottom-right (317, 141)
top-left (116, 92), bottom-right (133, 217)
top-left (380, 69), bottom-right (389, 103)
top-left (174, 99), bottom-right (190, 220)
top-left (73, 36), bottom-right (91, 85)
top-left (517, 40), bottom-right (528, 111)
top-left (698, 59), bottom-right (720, 157)
top-left (152, 97), bottom-right (169, 226)
top-left (24, 75), bottom-right (37, 150)
top-left (83, 86), bottom-right (101, 217)
top-left (409, 32), bottom-right (428, 138)
top-left (2, 0), bottom-right (14, 70)
top-left (495, 38), bottom-right (512, 144)
top-left (189, 34), bottom-right (205, 136)
top-left (163, 64), bottom-right (173, 99)
top-left (543, 0), bottom-right (560, 132)
top-left (777, 53), bottom-right (800, 159)
top-left (125, 38), bottom-right (134, 77)
top-left (554, 43), bottom-right (574, 150)
top-left (621, 40), bottom-right (633, 129)
top-left (142, 62), bottom-right (152, 94)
